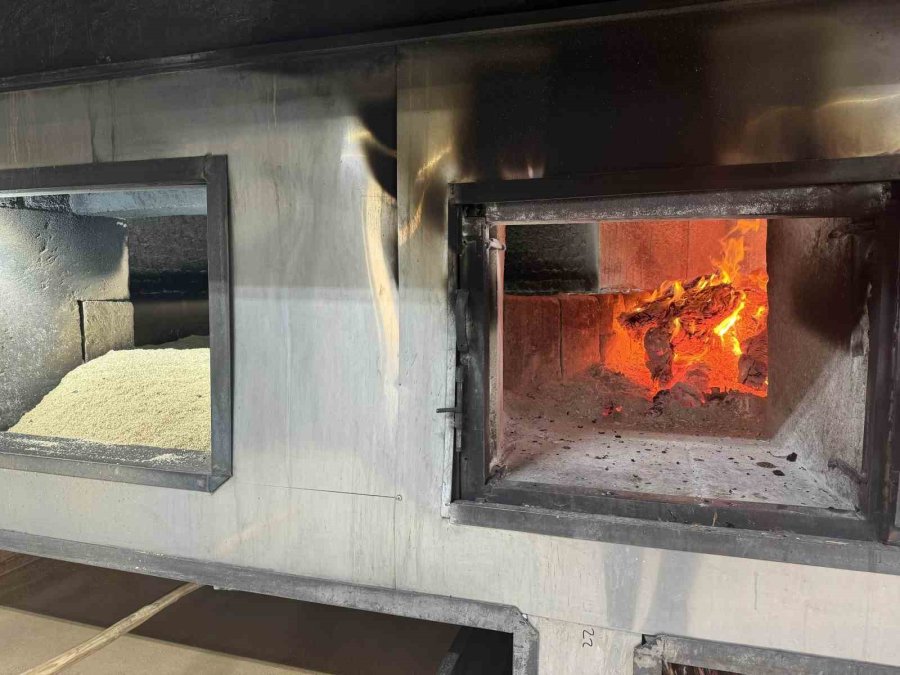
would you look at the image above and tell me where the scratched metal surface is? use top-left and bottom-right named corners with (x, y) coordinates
top-left (2, 1), bottom-right (900, 672)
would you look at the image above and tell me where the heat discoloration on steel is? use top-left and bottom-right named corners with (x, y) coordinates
top-left (484, 184), bottom-right (892, 224)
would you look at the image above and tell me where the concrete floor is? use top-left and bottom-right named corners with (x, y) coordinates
top-left (0, 554), bottom-right (460, 674)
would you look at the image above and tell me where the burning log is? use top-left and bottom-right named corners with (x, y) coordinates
top-left (671, 284), bottom-right (742, 340)
top-left (643, 326), bottom-right (673, 385)
top-left (619, 278), bottom-right (745, 389)
top-left (606, 223), bottom-right (768, 399)
top-left (620, 279), bottom-right (742, 341)
top-left (739, 329), bottom-right (768, 389)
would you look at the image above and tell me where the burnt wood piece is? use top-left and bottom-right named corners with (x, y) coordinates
top-left (644, 326), bottom-right (674, 385)
top-left (738, 329), bottom-right (768, 389)
top-left (619, 278), bottom-right (742, 386)
top-left (620, 281), bottom-right (741, 340)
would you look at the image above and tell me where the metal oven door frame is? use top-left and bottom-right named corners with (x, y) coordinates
top-left (0, 156), bottom-right (232, 492)
top-left (446, 155), bottom-right (900, 565)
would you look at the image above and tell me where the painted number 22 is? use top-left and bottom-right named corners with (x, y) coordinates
top-left (582, 627), bottom-right (595, 648)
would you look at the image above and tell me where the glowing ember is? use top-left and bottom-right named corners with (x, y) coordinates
top-left (602, 220), bottom-right (768, 400)
top-left (602, 402), bottom-right (624, 416)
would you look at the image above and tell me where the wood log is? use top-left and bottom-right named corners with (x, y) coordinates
top-left (643, 326), bottom-right (673, 385)
top-left (671, 381), bottom-right (705, 407)
top-left (673, 284), bottom-right (742, 337)
top-left (739, 329), bottom-right (768, 389)
top-left (619, 279), bottom-right (741, 341)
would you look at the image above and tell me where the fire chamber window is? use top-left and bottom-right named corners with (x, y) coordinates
top-left (496, 218), bottom-right (869, 511)
top-left (0, 163), bottom-right (230, 490)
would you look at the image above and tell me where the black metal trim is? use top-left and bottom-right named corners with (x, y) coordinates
top-left (0, 156), bottom-right (232, 493)
top-left (486, 480), bottom-right (875, 541)
top-left (451, 500), bottom-right (900, 576)
top-left (0, 157), bottom-right (209, 196)
top-left (452, 155), bottom-right (900, 205)
top-left (0, 528), bottom-right (539, 675)
top-left (634, 635), bottom-right (900, 674)
top-left (862, 213), bottom-right (900, 540)
top-left (204, 155), bottom-right (233, 483)
top-left (456, 209), bottom-right (492, 500)
top-left (0, 434), bottom-right (220, 492)
top-left (0, 0), bottom-right (727, 94)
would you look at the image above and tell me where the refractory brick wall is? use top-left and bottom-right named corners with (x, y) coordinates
top-left (504, 294), bottom-right (618, 392)
top-left (597, 219), bottom-right (766, 291)
top-left (0, 208), bottom-right (129, 429)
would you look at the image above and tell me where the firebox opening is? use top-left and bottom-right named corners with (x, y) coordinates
top-left (496, 218), bottom-right (868, 511)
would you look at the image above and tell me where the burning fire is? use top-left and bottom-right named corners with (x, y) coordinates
top-left (603, 220), bottom-right (768, 401)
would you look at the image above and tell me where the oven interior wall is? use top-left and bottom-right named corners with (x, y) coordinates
top-left (504, 222), bottom-right (600, 294)
top-left (127, 215), bottom-right (210, 347)
top-left (767, 217), bottom-right (870, 502)
top-left (597, 220), bottom-right (766, 294)
top-left (0, 206), bottom-right (128, 430)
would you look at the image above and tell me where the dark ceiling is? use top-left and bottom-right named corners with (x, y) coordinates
top-left (0, 0), bottom-right (640, 79)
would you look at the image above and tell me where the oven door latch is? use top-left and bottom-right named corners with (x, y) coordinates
top-left (437, 365), bottom-right (466, 445)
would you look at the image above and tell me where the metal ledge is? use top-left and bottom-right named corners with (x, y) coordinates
top-left (452, 156), bottom-right (900, 205)
top-left (0, 528), bottom-right (539, 675)
top-left (486, 480), bottom-right (875, 541)
top-left (0, 433), bottom-right (227, 493)
top-left (450, 500), bottom-right (900, 575)
top-left (482, 183), bottom-right (892, 222)
top-left (0, 156), bottom-right (210, 196)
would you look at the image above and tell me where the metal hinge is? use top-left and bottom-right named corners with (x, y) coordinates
top-left (437, 365), bottom-right (466, 452)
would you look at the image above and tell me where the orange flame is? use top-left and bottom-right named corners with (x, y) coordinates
top-left (602, 220), bottom-right (768, 400)
top-left (714, 299), bottom-right (746, 341)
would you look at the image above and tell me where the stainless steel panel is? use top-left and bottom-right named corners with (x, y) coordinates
top-left (396, 0), bottom-right (900, 669)
top-left (400, 0), bottom-right (900, 188)
top-left (0, 50), bottom-right (401, 587)
top-left (4, 0), bottom-right (900, 671)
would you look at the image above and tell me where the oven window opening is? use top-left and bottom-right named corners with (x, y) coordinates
top-left (0, 157), bottom-right (232, 491)
top-left (495, 217), bottom-right (869, 512)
